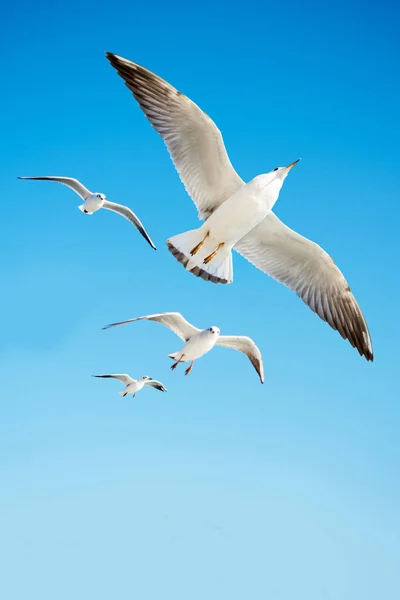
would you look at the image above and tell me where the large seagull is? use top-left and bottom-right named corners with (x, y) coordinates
top-left (106, 52), bottom-right (373, 362)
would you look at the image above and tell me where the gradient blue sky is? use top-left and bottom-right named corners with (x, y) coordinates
top-left (1, 1), bottom-right (399, 598)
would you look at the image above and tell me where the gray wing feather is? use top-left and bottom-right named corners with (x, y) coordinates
top-left (102, 312), bottom-right (200, 341)
top-left (235, 212), bottom-right (373, 361)
top-left (18, 176), bottom-right (92, 200)
top-left (216, 336), bottom-right (264, 383)
top-left (145, 379), bottom-right (167, 392)
top-left (93, 374), bottom-right (134, 384)
top-left (106, 52), bottom-right (243, 220)
top-left (102, 200), bottom-right (156, 249)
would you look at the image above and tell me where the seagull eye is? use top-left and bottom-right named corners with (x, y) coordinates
top-left (273, 167), bottom-right (279, 172)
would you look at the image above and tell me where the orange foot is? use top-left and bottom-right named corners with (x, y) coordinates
top-left (190, 232), bottom-right (210, 256)
top-left (184, 361), bottom-right (194, 376)
top-left (203, 242), bottom-right (225, 264)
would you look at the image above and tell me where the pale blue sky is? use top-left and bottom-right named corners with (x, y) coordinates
top-left (1, 0), bottom-right (399, 598)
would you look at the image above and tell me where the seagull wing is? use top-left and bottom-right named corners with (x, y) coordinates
top-left (235, 212), bottom-right (373, 361)
top-left (106, 52), bottom-right (244, 220)
top-left (18, 176), bottom-right (91, 200)
top-left (102, 200), bottom-right (156, 249)
top-left (103, 312), bottom-right (200, 342)
top-left (144, 379), bottom-right (167, 392)
top-left (93, 374), bottom-right (135, 384)
top-left (216, 336), bottom-right (264, 384)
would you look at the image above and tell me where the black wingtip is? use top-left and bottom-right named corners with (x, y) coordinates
top-left (140, 232), bottom-right (156, 250)
top-left (359, 336), bottom-right (373, 362)
top-left (146, 238), bottom-right (157, 250)
top-left (106, 52), bottom-right (119, 65)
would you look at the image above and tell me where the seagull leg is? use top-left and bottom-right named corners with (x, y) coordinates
top-left (184, 361), bottom-right (194, 376)
top-left (171, 355), bottom-right (184, 370)
top-left (190, 231), bottom-right (209, 256)
top-left (203, 242), bottom-right (225, 265)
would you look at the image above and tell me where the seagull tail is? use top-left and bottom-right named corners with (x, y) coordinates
top-left (78, 204), bottom-right (93, 215)
top-left (166, 228), bottom-right (233, 285)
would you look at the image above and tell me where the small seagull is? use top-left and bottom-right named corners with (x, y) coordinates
top-left (103, 312), bottom-right (264, 383)
top-left (18, 175), bottom-right (156, 249)
top-left (106, 52), bottom-right (373, 361)
top-left (93, 374), bottom-right (167, 397)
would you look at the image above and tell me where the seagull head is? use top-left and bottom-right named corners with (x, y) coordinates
top-left (253, 159), bottom-right (300, 194)
top-left (93, 192), bottom-right (106, 201)
top-left (207, 326), bottom-right (220, 336)
top-left (270, 159), bottom-right (301, 182)
top-left (142, 375), bottom-right (152, 380)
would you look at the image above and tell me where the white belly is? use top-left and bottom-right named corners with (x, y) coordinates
top-left (205, 193), bottom-right (264, 245)
top-left (84, 196), bottom-right (103, 213)
top-left (177, 331), bottom-right (219, 361)
top-left (126, 381), bottom-right (143, 394)
top-left (199, 175), bottom-right (283, 247)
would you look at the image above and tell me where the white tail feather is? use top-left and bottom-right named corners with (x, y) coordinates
top-left (78, 204), bottom-right (92, 214)
top-left (166, 228), bottom-right (233, 284)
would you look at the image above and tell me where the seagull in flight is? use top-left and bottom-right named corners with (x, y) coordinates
top-left (106, 52), bottom-right (373, 361)
top-left (93, 374), bottom-right (166, 397)
top-left (18, 175), bottom-right (156, 249)
top-left (103, 312), bottom-right (264, 383)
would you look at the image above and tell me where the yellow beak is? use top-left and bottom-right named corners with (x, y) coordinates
top-left (286, 158), bottom-right (301, 170)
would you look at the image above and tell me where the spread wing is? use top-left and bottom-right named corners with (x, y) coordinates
top-left (106, 52), bottom-right (244, 220)
top-left (144, 379), bottom-right (167, 392)
top-left (18, 176), bottom-right (91, 200)
top-left (102, 200), bottom-right (156, 249)
top-left (93, 374), bottom-right (134, 385)
top-left (235, 212), bottom-right (373, 361)
top-left (106, 54), bottom-right (373, 362)
top-left (216, 336), bottom-right (264, 383)
top-left (102, 312), bottom-right (200, 342)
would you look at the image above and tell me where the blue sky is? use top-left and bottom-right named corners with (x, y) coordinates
top-left (1, 0), bottom-right (399, 598)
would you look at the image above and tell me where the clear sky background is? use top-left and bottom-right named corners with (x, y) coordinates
top-left (1, 1), bottom-right (399, 598)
